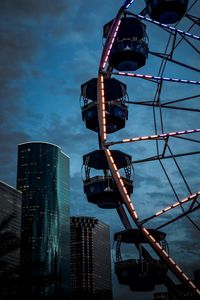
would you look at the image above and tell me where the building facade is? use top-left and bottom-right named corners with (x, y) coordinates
top-left (154, 292), bottom-right (170, 300)
top-left (17, 142), bottom-right (70, 299)
top-left (0, 180), bottom-right (22, 297)
top-left (70, 216), bottom-right (113, 300)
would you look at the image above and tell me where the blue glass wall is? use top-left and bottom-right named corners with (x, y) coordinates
top-left (17, 142), bottom-right (70, 298)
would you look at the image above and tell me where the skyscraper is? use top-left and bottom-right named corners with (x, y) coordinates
top-left (0, 181), bottom-right (21, 297)
top-left (17, 142), bottom-right (70, 299)
top-left (70, 216), bottom-right (113, 300)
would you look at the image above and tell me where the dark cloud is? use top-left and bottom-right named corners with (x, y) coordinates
top-left (36, 113), bottom-right (99, 155)
top-left (0, 0), bottom-right (71, 18)
top-left (0, 1), bottom-right (199, 299)
top-left (0, 130), bottom-right (30, 186)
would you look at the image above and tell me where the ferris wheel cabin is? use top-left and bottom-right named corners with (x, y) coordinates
top-left (145, 0), bottom-right (189, 24)
top-left (81, 78), bottom-right (128, 133)
top-left (114, 229), bottom-right (168, 291)
top-left (103, 17), bottom-right (148, 71)
top-left (82, 150), bottom-right (133, 209)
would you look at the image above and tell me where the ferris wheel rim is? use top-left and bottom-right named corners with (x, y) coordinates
top-left (93, 0), bottom-right (200, 297)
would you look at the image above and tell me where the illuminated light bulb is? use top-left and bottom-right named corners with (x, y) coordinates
top-left (155, 242), bottom-right (162, 249)
top-left (119, 179), bottom-right (124, 185)
top-left (106, 149), bottom-right (111, 155)
top-left (182, 273), bottom-right (189, 280)
top-left (142, 228), bottom-right (149, 235)
top-left (162, 250), bottom-right (168, 257)
top-left (116, 172), bottom-right (120, 178)
top-left (155, 211), bottom-right (162, 216)
top-left (149, 235), bottom-right (156, 242)
top-left (110, 157), bottom-right (114, 163)
top-left (175, 265), bottom-right (182, 273)
top-left (126, 195), bottom-right (131, 203)
top-left (113, 163), bottom-right (117, 170)
top-left (123, 187), bottom-right (128, 194)
top-left (133, 211), bottom-right (138, 219)
top-left (169, 257), bottom-right (175, 265)
top-left (164, 206), bottom-right (171, 212)
top-left (172, 202), bottom-right (179, 208)
top-left (181, 197), bottom-right (188, 203)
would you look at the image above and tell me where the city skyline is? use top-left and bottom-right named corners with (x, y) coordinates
top-left (0, 0), bottom-right (199, 299)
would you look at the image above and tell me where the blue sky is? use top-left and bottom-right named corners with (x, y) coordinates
top-left (0, 0), bottom-right (199, 299)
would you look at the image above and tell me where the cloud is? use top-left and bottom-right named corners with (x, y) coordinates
top-left (0, 0), bottom-right (71, 19)
top-left (0, 130), bottom-right (31, 186)
top-left (0, 1), bottom-right (199, 299)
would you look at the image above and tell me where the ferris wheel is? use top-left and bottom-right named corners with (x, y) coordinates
top-left (80, 0), bottom-right (200, 298)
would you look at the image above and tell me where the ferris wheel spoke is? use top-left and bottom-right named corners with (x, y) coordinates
top-left (122, 0), bottom-right (136, 10)
top-left (100, 17), bottom-right (122, 70)
top-left (155, 203), bottom-right (200, 230)
top-left (149, 51), bottom-right (200, 72)
top-left (112, 71), bottom-right (200, 85)
top-left (140, 192), bottom-right (200, 225)
top-left (82, 0), bottom-right (200, 297)
top-left (141, 227), bottom-right (200, 296)
top-left (116, 202), bottom-right (132, 229)
top-left (132, 151), bottom-right (200, 164)
top-left (173, 135), bottom-right (200, 143)
top-left (186, 13), bottom-right (200, 25)
top-left (162, 94), bottom-right (200, 105)
top-left (179, 33), bottom-right (200, 55)
top-left (105, 129), bottom-right (200, 147)
top-left (125, 100), bottom-right (200, 112)
top-left (126, 11), bottom-right (200, 41)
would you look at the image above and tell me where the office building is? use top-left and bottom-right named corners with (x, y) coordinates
top-left (70, 216), bottom-right (113, 300)
top-left (17, 142), bottom-right (70, 298)
top-left (154, 292), bottom-right (169, 299)
top-left (0, 180), bottom-right (22, 297)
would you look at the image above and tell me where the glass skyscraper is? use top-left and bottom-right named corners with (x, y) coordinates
top-left (0, 181), bottom-right (21, 297)
top-left (70, 216), bottom-right (113, 300)
top-left (17, 142), bottom-right (70, 299)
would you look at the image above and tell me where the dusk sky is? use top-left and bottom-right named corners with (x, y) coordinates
top-left (0, 0), bottom-right (199, 299)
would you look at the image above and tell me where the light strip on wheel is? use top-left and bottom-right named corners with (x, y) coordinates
top-left (123, 0), bottom-right (135, 9)
top-left (102, 19), bottom-right (121, 69)
top-left (154, 192), bottom-right (199, 217)
top-left (105, 149), bottom-right (138, 221)
top-left (100, 75), bottom-right (107, 141)
top-left (105, 129), bottom-right (200, 146)
top-left (142, 227), bottom-right (200, 295)
top-left (113, 71), bottom-right (200, 85)
top-left (134, 14), bottom-right (200, 41)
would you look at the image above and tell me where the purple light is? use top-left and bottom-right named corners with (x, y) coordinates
top-left (135, 14), bottom-right (200, 41)
top-left (123, 0), bottom-right (135, 9)
top-left (112, 72), bottom-right (200, 85)
top-left (101, 19), bottom-right (121, 70)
